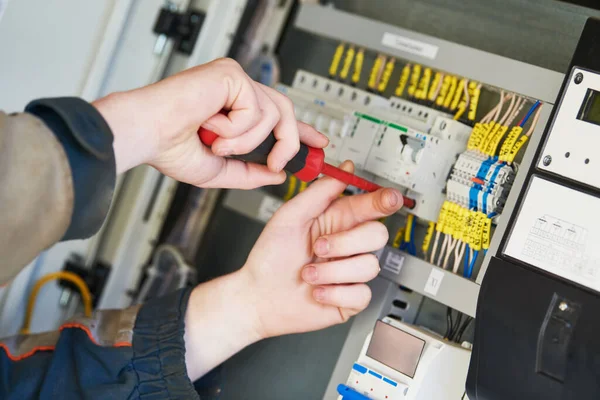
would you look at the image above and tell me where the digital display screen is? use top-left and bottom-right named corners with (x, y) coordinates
top-left (577, 88), bottom-right (600, 126)
top-left (366, 320), bottom-right (425, 378)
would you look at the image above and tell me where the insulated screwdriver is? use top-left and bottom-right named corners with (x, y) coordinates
top-left (197, 126), bottom-right (416, 209)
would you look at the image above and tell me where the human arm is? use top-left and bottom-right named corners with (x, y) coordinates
top-left (183, 161), bottom-right (403, 380)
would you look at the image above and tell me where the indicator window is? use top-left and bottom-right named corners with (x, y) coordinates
top-left (577, 88), bottom-right (600, 126)
top-left (366, 320), bottom-right (425, 378)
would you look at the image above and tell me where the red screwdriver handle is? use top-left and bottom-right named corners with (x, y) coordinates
top-left (198, 124), bottom-right (415, 208)
top-left (198, 126), bottom-right (324, 182)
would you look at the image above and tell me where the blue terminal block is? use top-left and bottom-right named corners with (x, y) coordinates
top-left (337, 384), bottom-right (372, 400)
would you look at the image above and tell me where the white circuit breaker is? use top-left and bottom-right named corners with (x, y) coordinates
top-left (337, 317), bottom-right (471, 400)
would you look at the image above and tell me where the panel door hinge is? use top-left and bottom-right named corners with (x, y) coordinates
top-left (153, 7), bottom-right (205, 55)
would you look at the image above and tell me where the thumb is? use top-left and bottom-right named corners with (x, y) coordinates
top-left (277, 161), bottom-right (354, 225)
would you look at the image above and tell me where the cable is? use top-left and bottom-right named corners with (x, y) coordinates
top-left (329, 43), bottom-right (345, 78)
top-left (525, 104), bottom-right (543, 137)
top-left (466, 250), bottom-right (479, 279)
top-left (351, 48), bottom-right (365, 85)
top-left (21, 271), bottom-right (93, 335)
top-left (518, 100), bottom-right (541, 127)
top-left (456, 317), bottom-right (473, 343)
top-left (437, 234), bottom-right (450, 266)
top-left (430, 230), bottom-right (442, 264)
top-left (452, 241), bottom-right (466, 274)
top-left (377, 57), bottom-right (396, 93)
top-left (445, 307), bottom-right (454, 339)
top-left (339, 45), bottom-right (356, 81)
top-left (442, 237), bottom-right (457, 270)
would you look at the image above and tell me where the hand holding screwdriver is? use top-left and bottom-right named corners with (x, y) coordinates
top-left (198, 123), bottom-right (416, 209)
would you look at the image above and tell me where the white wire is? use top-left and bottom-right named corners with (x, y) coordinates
top-left (430, 231), bottom-right (442, 264)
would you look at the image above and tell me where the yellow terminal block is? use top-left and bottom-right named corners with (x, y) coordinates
top-left (436, 75), bottom-right (451, 107)
top-left (407, 64), bottom-right (422, 97)
top-left (339, 46), bottom-right (356, 81)
top-left (395, 64), bottom-right (411, 97)
top-left (450, 78), bottom-right (466, 111)
top-left (482, 217), bottom-right (492, 251)
top-left (499, 126), bottom-right (523, 161)
top-left (488, 125), bottom-right (509, 156)
top-left (443, 76), bottom-right (458, 109)
top-left (479, 122), bottom-right (499, 154)
top-left (436, 202), bottom-right (450, 233)
top-left (368, 55), bottom-right (384, 91)
top-left (378, 58), bottom-right (396, 93)
top-left (329, 43), bottom-right (345, 78)
top-left (507, 135), bottom-right (529, 163)
top-left (428, 72), bottom-right (442, 102)
top-left (467, 123), bottom-right (484, 150)
top-left (468, 82), bottom-right (480, 121)
top-left (351, 48), bottom-right (365, 85)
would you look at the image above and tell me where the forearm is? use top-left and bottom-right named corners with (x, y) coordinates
top-left (93, 90), bottom-right (161, 174)
top-left (184, 269), bottom-right (263, 381)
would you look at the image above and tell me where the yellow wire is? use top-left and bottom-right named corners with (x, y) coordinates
top-left (284, 176), bottom-right (297, 201)
top-left (21, 271), bottom-right (92, 335)
top-left (351, 48), bottom-right (365, 85)
top-left (339, 46), bottom-right (356, 81)
top-left (453, 104), bottom-right (467, 121)
top-left (404, 214), bottom-right (414, 243)
top-left (393, 227), bottom-right (405, 248)
top-left (329, 43), bottom-right (345, 77)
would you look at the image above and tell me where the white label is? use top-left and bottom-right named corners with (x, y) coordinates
top-left (424, 268), bottom-right (445, 296)
top-left (505, 177), bottom-right (600, 292)
top-left (257, 196), bottom-right (283, 223)
top-left (381, 32), bottom-right (439, 60)
top-left (383, 251), bottom-right (405, 274)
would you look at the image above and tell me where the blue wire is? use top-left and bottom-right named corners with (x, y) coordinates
top-left (467, 251), bottom-right (479, 279)
top-left (409, 216), bottom-right (417, 255)
top-left (463, 245), bottom-right (470, 277)
top-left (487, 212), bottom-right (497, 219)
top-left (519, 100), bottom-right (541, 127)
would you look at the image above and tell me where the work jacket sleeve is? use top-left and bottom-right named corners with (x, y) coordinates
top-left (0, 288), bottom-right (198, 399)
top-left (0, 98), bottom-right (198, 398)
top-left (0, 97), bottom-right (115, 282)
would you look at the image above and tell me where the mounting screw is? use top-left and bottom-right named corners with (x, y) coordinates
top-left (559, 302), bottom-right (569, 311)
top-left (543, 155), bottom-right (552, 166)
top-left (575, 72), bottom-right (584, 84)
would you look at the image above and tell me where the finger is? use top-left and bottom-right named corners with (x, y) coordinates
top-left (256, 83), bottom-right (301, 172)
top-left (335, 187), bottom-right (403, 227)
top-left (200, 59), bottom-right (262, 138)
top-left (203, 157), bottom-right (286, 189)
top-left (313, 283), bottom-right (372, 312)
top-left (211, 83), bottom-right (280, 157)
top-left (301, 253), bottom-right (380, 285)
top-left (278, 161), bottom-right (354, 224)
top-left (313, 221), bottom-right (388, 258)
top-left (298, 122), bottom-right (329, 148)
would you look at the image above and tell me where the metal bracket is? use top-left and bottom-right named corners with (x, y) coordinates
top-left (153, 6), bottom-right (205, 55)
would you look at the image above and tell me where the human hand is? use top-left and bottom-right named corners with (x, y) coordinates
top-left (183, 162), bottom-right (403, 380)
top-left (242, 161), bottom-right (403, 338)
top-left (93, 58), bottom-right (328, 188)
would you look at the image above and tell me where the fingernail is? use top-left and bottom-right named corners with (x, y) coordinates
top-left (314, 238), bottom-right (329, 256)
top-left (386, 189), bottom-right (401, 208)
top-left (313, 287), bottom-right (325, 302)
top-left (216, 148), bottom-right (233, 157)
top-left (276, 160), bottom-right (287, 173)
top-left (302, 266), bottom-right (318, 283)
